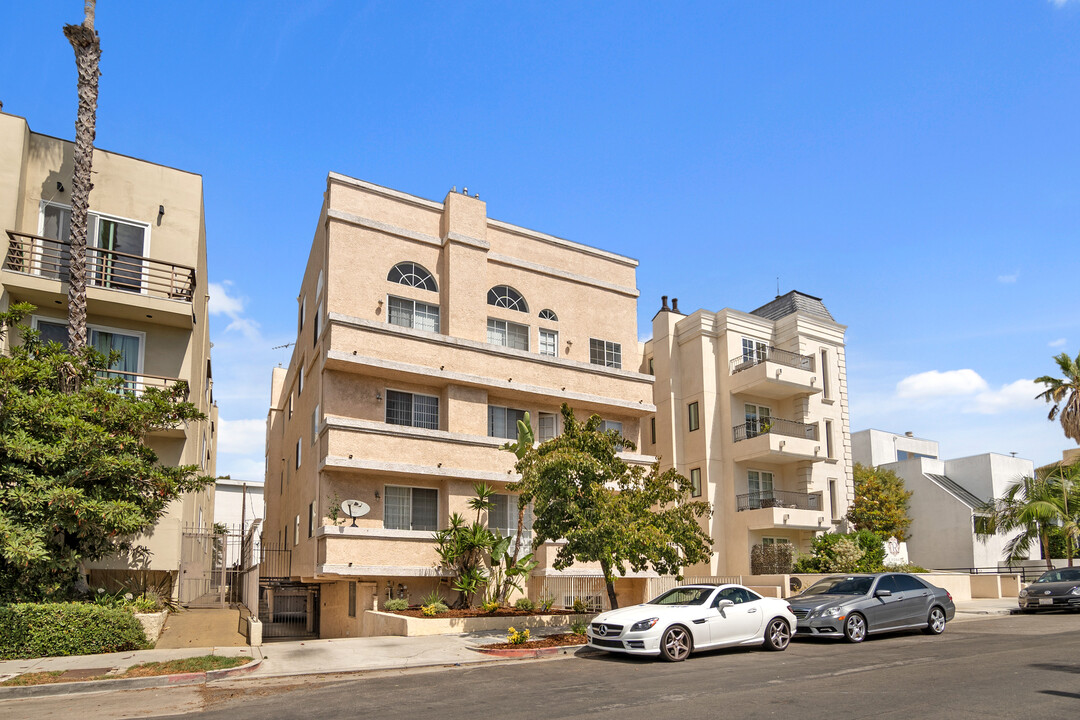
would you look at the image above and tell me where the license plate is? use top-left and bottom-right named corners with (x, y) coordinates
top-left (1039, 598), bottom-right (1054, 605)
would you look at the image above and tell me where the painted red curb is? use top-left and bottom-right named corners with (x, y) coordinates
top-left (470, 644), bottom-right (586, 658)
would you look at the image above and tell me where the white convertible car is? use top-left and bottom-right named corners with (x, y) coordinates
top-left (586, 584), bottom-right (796, 662)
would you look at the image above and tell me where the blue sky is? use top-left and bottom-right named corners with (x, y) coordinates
top-left (2, 1), bottom-right (1078, 479)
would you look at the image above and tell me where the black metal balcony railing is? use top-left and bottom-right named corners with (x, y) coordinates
top-left (736, 489), bottom-right (821, 512)
top-left (4, 231), bottom-right (196, 302)
top-left (733, 417), bottom-right (817, 443)
top-left (730, 346), bottom-right (814, 374)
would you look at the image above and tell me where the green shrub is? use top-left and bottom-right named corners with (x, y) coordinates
top-left (887, 563), bottom-right (929, 573)
top-left (571, 621), bottom-right (587, 636)
top-left (514, 597), bottom-right (535, 612)
top-left (572, 597), bottom-right (588, 613)
top-left (480, 600), bottom-right (500, 613)
top-left (383, 598), bottom-right (409, 612)
top-left (420, 604), bottom-right (438, 617)
top-left (506, 626), bottom-right (530, 644)
top-left (420, 590), bottom-right (446, 607)
top-left (0, 603), bottom-right (149, 659)
top-left (537, 594), bottom-right (555, 612)
top-left (792, 531), bottom-right (888, 574)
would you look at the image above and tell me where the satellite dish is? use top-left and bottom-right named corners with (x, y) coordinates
top-left (340, 499), bottom-right (370, 526)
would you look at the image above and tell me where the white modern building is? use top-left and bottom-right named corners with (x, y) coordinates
top-left (214, 478), bottom-right (264, 568)
top-left (852, 429), bottom-right (1037, 570)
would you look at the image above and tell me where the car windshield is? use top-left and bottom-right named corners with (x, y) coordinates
top-left (801, 577), bottom-right (874, 596)
top-left (1035, 568), bottom-right (1080, 583)
top-left (647, 588), bottom-right (713, 606)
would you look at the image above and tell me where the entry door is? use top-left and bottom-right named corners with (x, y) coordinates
top-left (93, 217), bottom-right (146, 292)
top-left (745, 404), bottom-right (771, 437)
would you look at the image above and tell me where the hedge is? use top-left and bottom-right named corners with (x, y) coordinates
top-left (0, 603), bottom-right (150, 659)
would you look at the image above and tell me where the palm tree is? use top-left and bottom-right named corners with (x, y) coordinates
top-left (977, 474), bottom-right (1063, 570)
top-left (1035, 351), bottom-right (1080, 445)
top-left (62, 0), bottom-right (101, 355)
top-left (1045, 463), bottom-right (1080, 567)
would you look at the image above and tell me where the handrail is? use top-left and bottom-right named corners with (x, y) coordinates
top-left (736, 489), bottom-right (821, 512)
top-left (95, 369), bottom-right (188, 398)
top-left (4, 230), bottom-right (196, 302)
top-left (730, 346), bottom-right (814, 374)
top-left (733, 417), bottom-right (817, 442)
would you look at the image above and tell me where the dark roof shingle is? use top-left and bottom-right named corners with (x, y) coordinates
top-left (750, 291), bottom-right (834, 321)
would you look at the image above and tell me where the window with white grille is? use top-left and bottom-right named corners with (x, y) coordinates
top-left (387, 262), bottom-right (437, 291)
top-left (539, 329), bottom-right (558, 357)
top-left (487, 318), bottom-right (529, 351)
top-left (388, 296), bottom-right (440, 333)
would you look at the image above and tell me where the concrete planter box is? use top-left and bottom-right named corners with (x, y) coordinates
top-left (134, 610), bottom-right (168, 644)
top-left (363, 610), bottom-right (594, 637)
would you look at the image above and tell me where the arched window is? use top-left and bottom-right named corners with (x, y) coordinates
top-left (487, 285), bottom-right (529, 312)
top-left (387, 262), bottom-right (437, 292)
top-left (539, 309), bottom-right (558, 321)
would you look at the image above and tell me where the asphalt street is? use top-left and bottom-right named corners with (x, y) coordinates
top-left (8, 613), bottom-right (1080, 719)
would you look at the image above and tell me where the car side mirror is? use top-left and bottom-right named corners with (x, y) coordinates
top-left (875, 589), bottom-right (892, 598)
top-left (716, 599), bottom-right (735, 608)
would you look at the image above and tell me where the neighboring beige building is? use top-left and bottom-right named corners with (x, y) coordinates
top-left (0, 110), bottom-right (218, 593)
top-left (264, 175), bottom-right (656, 637)
top-left (644, 291), bottom-right (853, 575)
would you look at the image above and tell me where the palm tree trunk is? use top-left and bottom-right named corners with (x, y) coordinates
top-left (63, 1), bottom-right (100, 360)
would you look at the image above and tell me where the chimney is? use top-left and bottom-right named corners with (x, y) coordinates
top-left (671, 298), bottom-right (680, 314)
top-left (660, 295), bottom-right (670, 312)
top-left (904, 431), bottom-right (914, 438)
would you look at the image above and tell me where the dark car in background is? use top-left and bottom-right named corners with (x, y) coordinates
top-left (1018, 567), bottom-right (1080, 612)
top-left (788, 573), bottom-right (956, 643)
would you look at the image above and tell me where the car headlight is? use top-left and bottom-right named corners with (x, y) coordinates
top-left (823, 607), bottom-right (843, 618)
top-left (1070, 586), bottom-right (1080, 596)
top-left (1019, 589), bottom-right (1028, 597)
top-left (630, 617), bottom-right (659, 632)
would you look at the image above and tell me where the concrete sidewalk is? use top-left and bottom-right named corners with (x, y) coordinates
top-left (952, 597), bottom-right (1018, 618)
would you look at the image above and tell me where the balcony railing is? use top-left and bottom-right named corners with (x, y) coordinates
top-left (736, 489), bottom-right (821, 512)
top-left (730, 347), bottom-right (814, 374)
top-left (96, 369), bottom-right (188, 398)
top-left (4, 231), bottom-right (196, 302)
top-left (733, 417), bottom-right (817, 443)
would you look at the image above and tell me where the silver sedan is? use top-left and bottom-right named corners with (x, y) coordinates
top-left (787, 573), bottom-right (956, 643)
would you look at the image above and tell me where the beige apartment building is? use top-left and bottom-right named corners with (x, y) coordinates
top-left (0, 110), bottom-right (217, 593)
top-left (263, 174), bottom-right (657, 637)
top-left (644, 291), bottom-right (853, 575)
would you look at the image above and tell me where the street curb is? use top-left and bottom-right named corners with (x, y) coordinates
top-left (470, 643), bottom-right (586, 658)
top-left (0, 656), bottom-right (263, 700)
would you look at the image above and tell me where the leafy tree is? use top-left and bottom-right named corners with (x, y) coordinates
top-left (0, 304), bottom-right (213, 601)
top-left (508, 405), bottom-right (713, 610)
top-left (846, 463), bottom-right (913, 541)
top-left (1036, 351), bottom-right (1080, 445)
top-left (62, 0), bottom-right (101, 354)
top-left (498, 411), bottom-right (534, 603)
top-left (977, 470), bottom-right (1080, 570)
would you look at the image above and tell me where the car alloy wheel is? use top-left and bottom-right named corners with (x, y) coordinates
top-left (660, 625), bottom-right (692, 662)
top-left (763, 618), bottom-right (791, 651)
top-left (924, 606), bottom-right (946, 635)
top-left (843, 613), bottom-right (866, 643)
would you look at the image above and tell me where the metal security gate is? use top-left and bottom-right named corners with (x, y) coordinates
top-left (179, 524), bottom-right (247, 608)
top-left (259, 583), bottom-right (320, 640)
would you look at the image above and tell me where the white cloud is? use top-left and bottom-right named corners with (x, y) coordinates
top-left (216, 456), bottom-right (266, 483)
top-left (1049, 338), bottom-right (1067, 348)
top-left (968, 379), bottom-right (1041, 415)
top-left (1050, 0), bottom-right (1075, 7)
top-left (208, 281), bottom-right (262, 340)
top-left (216, 417), bottom-right (266, 456)
top-left (895, 369), bottom-right (988, 399)
top-left (997, 272), bottom-right (1018, 284)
